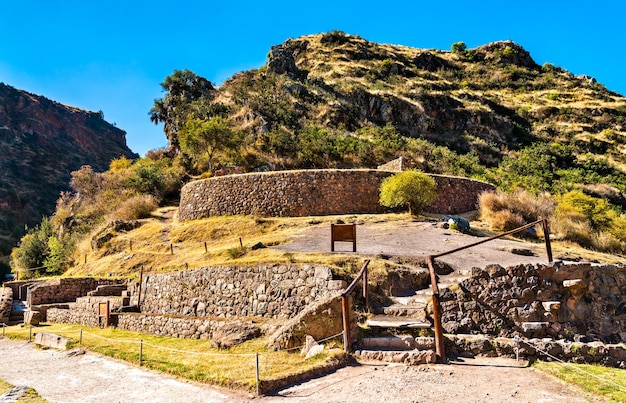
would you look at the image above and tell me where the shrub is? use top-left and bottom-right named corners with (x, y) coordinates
top-left (379, 170), bottom-right (437, 215)
top-left (111, 194), bottom-right (159, 220)
top-left (479, 190), bottom-right (555, 228)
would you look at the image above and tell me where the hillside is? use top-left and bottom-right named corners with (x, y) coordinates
top-left (0, 83), bottom-right (137, 256)
top-left (163, 32), bottom-right (626, 197)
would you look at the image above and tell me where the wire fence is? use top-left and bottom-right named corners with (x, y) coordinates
top-left (9, 235), bottom-right (248, 279)
top-left (516, 337), bottom-right (626, 392)
top-left (0, 324), bottom-right (344, 396)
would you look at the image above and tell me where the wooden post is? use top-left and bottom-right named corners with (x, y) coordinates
top-left (139, 339), bottom-right (143, 366)
top-left (363, 266), bottom-right (369, 311)
top-left (170, 243), bottom-right (174, 255)
top-left (542, 219), bottom-right (553, 263)
top-left (255, 353), bottom-right (260, 397)
top-left (129, 240), bottom-right (133, 252)
top-left (138, 266), bottom-right (144, 309)
top-left (427, 255), bottom-right (446, 361)
top-left (204, 241), bottom-right (208, 254)
top-left (341, 296), bottom-right (351, 353)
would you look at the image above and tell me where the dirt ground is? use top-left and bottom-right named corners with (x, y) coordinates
top-left (0, 338), bottom-right (603, 403)
top-left (277, 219), bottom-right (557, 269)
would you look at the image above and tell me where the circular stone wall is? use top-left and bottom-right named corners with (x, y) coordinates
top-left (178, 169), bottom-right (495, 221)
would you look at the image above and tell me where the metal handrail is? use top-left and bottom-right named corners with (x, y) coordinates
top-left (428, 218), bottom-right (553, 361)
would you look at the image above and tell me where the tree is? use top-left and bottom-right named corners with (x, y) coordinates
top-left (451, 41), bottom-right (467, 53)
top-left (179, 116), bottom-right (242, 173)
top-left (379, 170), bottom-right (438, 215)
top-left (150, 69), bottom-right (216, 151)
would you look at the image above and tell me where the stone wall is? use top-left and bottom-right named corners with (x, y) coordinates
top-left (26, 278), bottom-right (127, 306)
top-left (178, 169), bottom-right (495, 221)
top-left (47, 296), bottom-right (126, 327)
top-left (135, 264), bottom-right (346, 320)
top-left (114, 313), bottom-right (248, 340)
top-left (439, 262), bottom-right (626, 343)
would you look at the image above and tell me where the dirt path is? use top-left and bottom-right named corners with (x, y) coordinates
top-left (0, 339), bottom-right (604, 403)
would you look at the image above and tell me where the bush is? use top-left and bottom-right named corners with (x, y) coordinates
top-left (479, 190), bottom-right (555, 230)
top-left (111, 194), bottom-right (159, 220)
top-left (379, 170), bottom-right (437, 215)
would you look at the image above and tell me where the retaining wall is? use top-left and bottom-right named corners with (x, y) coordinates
top-left (25, 278), bottom-right (127, 306)
top-left (439, 262), bottom-right (626, 343)
top-left (134, 264), bottom-right (346, 320)
top-left (178, 169), bottom-right (495, 221)
top-left (46, 296), bottom-right (127, 327)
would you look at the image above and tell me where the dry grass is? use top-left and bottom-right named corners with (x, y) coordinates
top-left (61, 207), bottom-right (625, 279)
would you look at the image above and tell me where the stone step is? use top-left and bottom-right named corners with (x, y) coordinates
top-left (359, 336), bottom-right (435, 351)
top-left (353, 349), bottom-right (436, 365)
top-left (366, 315), bottom-right (431, 329)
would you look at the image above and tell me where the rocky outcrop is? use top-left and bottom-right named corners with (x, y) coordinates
top-left (0, 83), bottom-right (137, 255)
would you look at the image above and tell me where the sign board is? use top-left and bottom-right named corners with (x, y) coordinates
top-left (331, 223), bottom-right (357, 252)
top-left (98, 301), bottom-right (110, 327)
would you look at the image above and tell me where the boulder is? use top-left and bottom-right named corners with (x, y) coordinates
top-left (211, 321), bottom-right (261, 349)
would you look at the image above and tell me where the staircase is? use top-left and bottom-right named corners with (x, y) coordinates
top-left (9, 300), bottom-right (27, 326)
top-left (353, 265), bottom-right (471, 365)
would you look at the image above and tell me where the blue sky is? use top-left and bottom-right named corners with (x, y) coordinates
top-left (1, 1), bottom-right (624, 156)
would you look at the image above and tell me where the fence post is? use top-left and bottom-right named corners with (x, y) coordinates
top-left (341, 296), bottom-right (351, 353)
top-left (29, 325), bottom-right (32, 342)
top-left (542, 219), bottom-right (553, 263)
top-left (204, 242), bottom-right (208, 254)
top-left (129, 240), bottom-right (133, 252)
top-left (170, 243), bottom-right (174, 255)
top-left (427, 255), bottom-right (446, 361)
top-left (80, 329), bottom-right (83, 345)
top-left (255, 352), bottom-right (260, 397)
top-left (363, 266), bottom-right (369, 311)
top-left (139, 339), bottom-right (143, 366)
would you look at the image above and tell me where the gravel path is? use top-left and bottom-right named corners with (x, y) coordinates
top-left (0, 339), bottom-right (248, 403)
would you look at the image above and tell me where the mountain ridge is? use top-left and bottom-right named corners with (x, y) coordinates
top-left (0, 82), bottom-right (137, 255)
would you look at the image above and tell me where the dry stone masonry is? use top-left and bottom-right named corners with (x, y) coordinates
top-left (439, 262), bottom-right (625, 344)
top-left (178, 169), bottom-right (494, 220)
top-left (136, 264), bottom-right (346, 320)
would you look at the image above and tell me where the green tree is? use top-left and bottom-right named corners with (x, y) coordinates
top-left (10, 217), bottom-right (53, 278)
top-left (179, 116), bottom-right (242, 173)
top-left (379, 170), bottom-right (438, 215)
top-left (43, 236), bottom-right (66, 275)
top-left (150, 69), bottom-right (216, 150)
top-left (451, 41), bottom-right (467, 53)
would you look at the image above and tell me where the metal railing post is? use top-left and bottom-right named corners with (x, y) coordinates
top-left (341, 296), bottom-right (351, 353)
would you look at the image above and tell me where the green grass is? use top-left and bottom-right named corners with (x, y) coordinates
top-left (2, 323), bottom-right (345, 394)
top-left (534, 360), bottom-right (626, 402)
top-left (0, 379), bottom-right (12, 395)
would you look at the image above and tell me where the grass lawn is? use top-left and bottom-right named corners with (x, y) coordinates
top-left (2, 323), bottom-right (345, 394)
top-left (534, 360), bottom-right (626, 403)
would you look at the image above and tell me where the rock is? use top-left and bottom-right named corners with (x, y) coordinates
top-left (250, 242), bottom-right (267, 250)
top-left (91, 220), bottom-right (141, 250)
top-left (439, 215), bottom-right (470, 233)
top-left (305, 344), bottom-right (325, 359)
top-left (211, 321), bottom-right (261, 349)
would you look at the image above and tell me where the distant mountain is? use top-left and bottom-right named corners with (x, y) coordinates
top-left (0, 83), bottom-right (137, 255)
